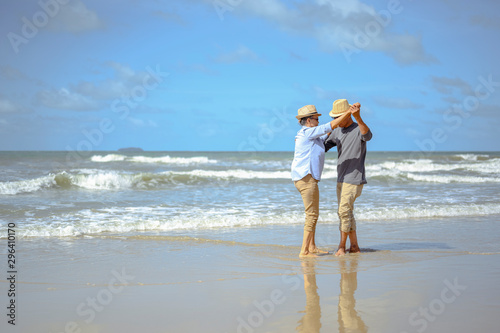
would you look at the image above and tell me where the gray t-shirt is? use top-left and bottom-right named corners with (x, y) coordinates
top-left (325, 122), bottom-right (372, 185)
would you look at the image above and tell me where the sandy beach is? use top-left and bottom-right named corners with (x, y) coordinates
top-left (2, 214), bottom-right (499, 333)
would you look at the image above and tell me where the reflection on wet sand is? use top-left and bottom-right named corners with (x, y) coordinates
top-left (296, 258), bottom-right (367, 333)
top-left (297, 260), bottom-right (321, 332)
top-left (338, 257), bottom-right (367, 333)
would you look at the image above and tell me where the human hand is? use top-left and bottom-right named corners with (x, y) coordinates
top-left (351, 102), bottom-right (361, 117)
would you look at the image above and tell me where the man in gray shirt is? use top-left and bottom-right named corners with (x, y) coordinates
top-left (325, 99), bottom-right (372, 256)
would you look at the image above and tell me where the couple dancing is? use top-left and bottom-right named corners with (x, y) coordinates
top-left (291, 99), bottom-right (372, 257)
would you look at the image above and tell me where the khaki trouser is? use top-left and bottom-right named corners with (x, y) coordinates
top-left (337, 183), bottom-right (363, 233)
top-left (295, 174), bottom-right (320, 232)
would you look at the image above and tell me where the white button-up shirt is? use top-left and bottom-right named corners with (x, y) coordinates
top-left (291, 122), bottom-right (331, 181)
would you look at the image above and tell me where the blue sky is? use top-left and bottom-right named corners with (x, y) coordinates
top-left (1, 0), bottom-right (499, 152)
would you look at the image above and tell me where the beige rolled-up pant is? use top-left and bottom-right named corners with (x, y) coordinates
top-left (337, 182), bottom-right (363, 233)
top-left (294, 174), bottom-right (320, 232)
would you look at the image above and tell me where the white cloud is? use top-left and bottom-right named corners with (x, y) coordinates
top-left (0, 66), bottom-right (28, 81)
top-left (405, 128), bottom-right (420, 137)
top-left (431, 76), bottom-right (473, 96)
top-left (34, 88), bottom-right (101, 111)
top-left (469, 15), bottom-right (500, 30)
top-left (0, 97), bottom-right (30, 113)
top-left (373, 34), bottom-right (437, 66)
top-left (47, 0), bottom-right (105, 33)
top-left (214, 45), bottom-right (262, 64)
top-left (128, 117), bottom-right (158, 127)
top-left (221, 0), bottom-right (435, 65)
top-left (74, 62), bottom-right (161, 100)
top-left (0, 66), bottom-right (46, 86)
top-left (289, 51), bottom-right (307, 61)
top-left (442, 96), bottom-right (461, 104)
top-left (475, 104), bottom-right (500, 118)
top-left (152, 10), bottom-right (186, 25)
top-left (176, 61), bottom-right (218, 75)
top-left (0, 99), bottom-right (20, 113)
top-left (75, 79), bottom-right (128, 101)
top-left (32, 62), bottom-right (167, 112)
top-left (134, 105), bottom-right (175, 114)
top-left (313, 86), bottom-right (341, 100)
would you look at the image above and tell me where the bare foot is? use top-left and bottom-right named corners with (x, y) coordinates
top-left (299, 251), bottom-right (318, 258)
top-left (309, 247), bottom-right (329, 254)
top-left (349, 245), bottom-right (361, 254)
top-left (335, 247), bottom-right (346, 257)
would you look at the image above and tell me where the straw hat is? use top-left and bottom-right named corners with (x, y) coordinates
top-left (329, 99), bottom-right (352, 118)
top-left (296, 105), bottom-right (321, 120)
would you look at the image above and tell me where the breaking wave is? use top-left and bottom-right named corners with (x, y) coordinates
top-left (5, 202), bottom-right (500, 238)
top-left (0, 169), bottom-right (295, 195)
top-left (90, 154), bottom-right (217, 165)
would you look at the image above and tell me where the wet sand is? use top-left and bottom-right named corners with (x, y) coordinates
top-left (1, 216), bottom-right (500, 333)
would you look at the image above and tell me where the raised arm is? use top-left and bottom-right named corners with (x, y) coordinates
top-left (351, 103), bottom-right (370, 135)
top-left (328, 108), bottom-right (352, 130)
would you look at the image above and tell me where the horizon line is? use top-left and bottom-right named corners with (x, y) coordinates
top-left (1, 150), bottom-right (499, 153)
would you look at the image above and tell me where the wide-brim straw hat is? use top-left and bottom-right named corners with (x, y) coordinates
top-left (296, 105), bottom-right (321, 120)
top-left (329, 99), bottom-right (352, 117)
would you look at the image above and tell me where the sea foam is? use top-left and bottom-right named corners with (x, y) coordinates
top-left (91, 154), bottom-right (217, 165)
top-left (7, 201), bottom-right (500, 238)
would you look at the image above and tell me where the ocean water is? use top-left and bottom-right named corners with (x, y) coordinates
top-left (0, 151), bottom-right (499, 239)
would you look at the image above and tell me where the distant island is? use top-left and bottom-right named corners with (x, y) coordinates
top-left (118, 147), bottom-right (144, 152)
